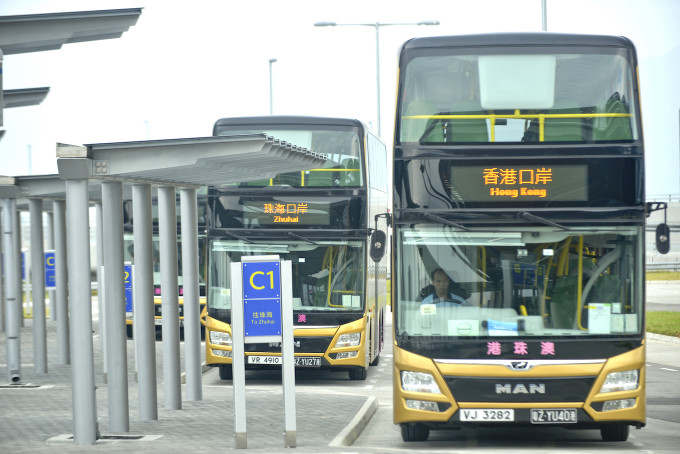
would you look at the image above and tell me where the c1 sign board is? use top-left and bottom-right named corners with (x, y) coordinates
top-left (242, 260), bottom-right (282, 341)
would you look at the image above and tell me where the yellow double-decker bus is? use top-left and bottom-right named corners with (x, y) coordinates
top-left (391, 33), bottom-right (668, 442)
top-left (205, 116), bottom-right (389, 380)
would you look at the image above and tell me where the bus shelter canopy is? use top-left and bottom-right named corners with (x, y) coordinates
top-left (57, 134), bottom-right (328, 187)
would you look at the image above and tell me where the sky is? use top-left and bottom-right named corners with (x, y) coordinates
top-left (1, 0), bottom-right (679, 198)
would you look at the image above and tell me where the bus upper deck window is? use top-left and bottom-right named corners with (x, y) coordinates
top-left (478, 55), bottom-right (556, 110)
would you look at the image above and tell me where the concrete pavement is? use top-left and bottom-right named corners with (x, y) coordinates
top-left (0, 316), bottom-right (374, 453)
top-left (1, 288), bottom-right (679, 453)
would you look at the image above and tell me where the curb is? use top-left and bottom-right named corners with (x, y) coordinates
top-left (328, 396), bottom-right (379, 447)
top-left (647, 332), bottom-right (680, 344)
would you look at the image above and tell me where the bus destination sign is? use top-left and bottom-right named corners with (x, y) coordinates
top-left (243, 200), bottom-right (331, 225)
top-left (450, 165), bottom-right (588, 202)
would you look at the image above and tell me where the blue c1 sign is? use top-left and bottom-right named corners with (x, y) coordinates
top-left (242, 260), bottom-right (281, 338)
top-left (44, 251), bottom-right (56, 289)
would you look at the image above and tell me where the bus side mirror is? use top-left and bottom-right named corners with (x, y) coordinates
top-left (656, 223), bottom-right (670, 254)
top-left (370, 230), bottom-right (387, 263)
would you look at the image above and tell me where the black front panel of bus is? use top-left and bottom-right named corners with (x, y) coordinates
top-left (207, 193), bottom-right (367, 230)
top-left (209, 309), bottom-right (364, 329)
top-left (397, 337), bottom-right (643, 361)
top-left (394, 156), bottom-right (642, 212)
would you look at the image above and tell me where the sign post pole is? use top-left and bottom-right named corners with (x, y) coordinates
top-left (231, 261), bottom-right (247, 448)
top-left (231, 255), bottom-right (296, 449)
top-left (280, 259), bottom-right (297, 447)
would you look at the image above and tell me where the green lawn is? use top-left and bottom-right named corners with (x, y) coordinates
top-left (647, 311), bottom-right (680, 338)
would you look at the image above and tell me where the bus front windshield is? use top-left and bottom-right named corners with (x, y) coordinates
top-left (395, 225), bottom-right (643, 339)
top-left (399, 49), bottom-right (638, 144)
top-left (208, 239), bottom-right (366, 313)
top-left (214, 126), bottom-right (363, 188)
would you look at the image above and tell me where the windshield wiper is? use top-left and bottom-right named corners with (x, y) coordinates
top-left (287, 232), bottom-right (318, 245)
top-left (224, 231), bottom-right (253, 243)
top-left (519, 211), bottom-right (567, 230)
top-left (423, 213), bottom-right (469, 231)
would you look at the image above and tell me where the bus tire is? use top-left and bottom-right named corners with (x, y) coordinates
top-left (218, 365), bottom-right (233, 380)
top-left (600, 424), bottom-right (629, 441)
top-left (349, 366), bottom-right (368, 380)
top-left (126, 325), bottom-right (133, 338)
top-left (400, 423), bottom-right (429, 442)
top-left (370, 354), bottom-right (380, 366)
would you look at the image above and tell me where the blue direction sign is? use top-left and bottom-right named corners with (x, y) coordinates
top-left (44, 251), bottom-right (56, 289)
top-left (124, 264), bottom-right (133, 313)
top-left (242, 260), bottom-right (281, 338)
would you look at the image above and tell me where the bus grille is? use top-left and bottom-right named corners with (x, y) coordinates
top-left (244, 337), bottom-right (333, 354)
top-left (444, 376), bottom-right (596, 403)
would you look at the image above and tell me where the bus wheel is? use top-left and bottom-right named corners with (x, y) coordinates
top-left (400, 423), bottom-right (429, 442)
top-left (370, 354), bottom-right (380, 366)
top-left (218, 365), bottom-right (233, 380)
top-left (600, 424), bottom-right (629, 441)
top-left (126, 325), bottom-right (133, 338)
top-left (349, 367), bottom-right (368, 380)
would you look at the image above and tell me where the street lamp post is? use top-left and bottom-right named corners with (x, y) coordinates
top-left (269, 58), bottom-right (277, 115)
top-left (314, 20), bottom-right (439, 137)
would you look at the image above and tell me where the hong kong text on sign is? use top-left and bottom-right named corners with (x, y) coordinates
top-left (242, 261), bottom-right (282, 338)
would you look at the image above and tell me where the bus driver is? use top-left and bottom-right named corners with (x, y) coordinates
top-left (421, 268), bottom-right (470, 305)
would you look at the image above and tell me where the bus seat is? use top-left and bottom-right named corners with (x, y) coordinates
top-left (549, 275), bottom-right (578, 328)
top-left (402, 100), bottom-right (443, 143)
top-left (591, 274), bottom-right (621, 303)
top-left (274, 171), bottom-right (302, 187)
top-left (544, 102), bottom-right (583, 142)
top-left (593, 100), bottom-right (632, 141)
top-left (448, 101), bottom-right (489, 142)
top-left (340, 158), bottom-right (361, 186)
top-left (305, 169), bottom-right (336, 186)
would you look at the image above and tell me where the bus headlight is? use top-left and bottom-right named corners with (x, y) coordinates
top-left (335, 332), bottom-right (361, 348)
top-left (400, 371), bottom-right (441, 393)
top-left (600, 369), bottom-right (639, 393)
top-left (209, 331), bottom-right (232, 347)
top-left (211, 349), bottom-right (232, 358)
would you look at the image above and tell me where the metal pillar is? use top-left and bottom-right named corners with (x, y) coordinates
top-left (0, 205), bottom-right (4, 333)
top-left (65, 178), bottom-right (98, 444)
top-left (95, 203), bottom-right (105, 362)
top-left (14, 208), bottom-right (22, 328)
top-left (29, 199), bottom-right (47, 374)
top-left (132, 183), bottom-right (158, 420)
top-left (53, 200), bottom-right (69, 365)
top-left (158, 186), bottom-right (181, 410)
top-left (102, 181), bottom-right (129, 432)
top-left (2, 198), bottom-right (21, 384)
top-left (45, 211), bottom-right (56, 321)
top-left (180, 187), bottom-right (202, 401)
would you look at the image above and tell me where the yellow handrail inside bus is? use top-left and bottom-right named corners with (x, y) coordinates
top-left (403, 111), bottom-right (632, 142)
top-left (477, 246), bottom-right (486, 306)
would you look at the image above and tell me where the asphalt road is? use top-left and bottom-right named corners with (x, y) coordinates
top-left (647, 280), bottom-right (680, 312)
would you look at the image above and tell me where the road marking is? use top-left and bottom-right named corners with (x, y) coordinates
top-left (660, 367), bottom-right (678, 372)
